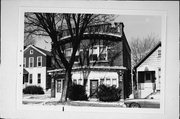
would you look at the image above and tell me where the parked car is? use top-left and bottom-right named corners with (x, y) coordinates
top-left (124, 91), bottom-right (160, 108)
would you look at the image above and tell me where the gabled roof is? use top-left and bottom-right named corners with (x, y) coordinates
top-left (24, 45), bottom-right (52, 56)
top-left (34, 46), bottom-right (52, 56)
top-left (134, 41), bottom-right (161, 69)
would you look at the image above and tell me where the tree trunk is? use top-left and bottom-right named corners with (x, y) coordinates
top-left (60, 68), bottom-right (72, 103)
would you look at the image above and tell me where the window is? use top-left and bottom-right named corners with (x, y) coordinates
top-left (100, 78), bottom-right (105, 85)
top-left (112, 78), bottom-right (117, 87)
top-left (106, 78), bottom-right (111, 86)
top-left (37, 73), bottom-right (41, 84)
top-left (138, 72), bottom-right (145, 83)
top-left (29, 57), bottom-right (34, 67)
top-left (99, 54), bottom-right (106, 61)
top-left (89, 47), bottom-right (98, 61)
top-left (158, 49), bottom-right (161, 58)
top-left (99, 46), bottom-right (107, 61)
top-left (89, 45), bottom-right (107, 61)
top-left (73, 79), bottom-right (77, 84)
top-left (57, 80), bottom-right (62, 93)
top-left (37, 56), bottom-right (42, 67)
top-left (90, 54), bottom-right (98, 61)
top-left (158, 68), bottom-right (161, 79)
top-left (89, 47), bottom-right (97, 54)
top-left (23, 58), bottom-right (26, 67)
top-left (30, 50), bottom-right (33, 54)
top-left (78, 79), bottom-right (82, 85)
top-left (29, 74), bottom-right (33, 84)
top-left (65, 48), bottom-right (72, 57)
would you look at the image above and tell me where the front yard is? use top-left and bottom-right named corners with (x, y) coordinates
top-left (22, 94), bottom-right (126, 108)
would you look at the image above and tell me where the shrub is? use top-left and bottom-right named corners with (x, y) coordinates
top-left (23, 85), bottom-right (45, 94)
top-left (96, 84), bottom-right (121, 102)
top-left (68, 84), bottom-right (88, 101)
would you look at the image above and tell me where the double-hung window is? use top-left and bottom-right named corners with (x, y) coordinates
top-left (89, 46), bottom-right (98, 61)
top-left (73, 79), bottom-right (77, 84)
top-left (23, 58), bottom-right (26, 67)
top-left (112, 78), bottom-right (117, 87)
top-left (29, 74), bottom-right (33, 84)
top-left (78, 79), bottom-right (82, 85)
top-left (99, 46), bottom-right (107, 61)
top-left (37, 56), bottom-right (42, 67)
top-left (89, 45), bottom-right (107, 62)
top-left (37, 73), bottom-right (41, 84)
top-left (29, 57), bottom-right (34, 67)
top-left (106, 78), bottom-right (111, 86)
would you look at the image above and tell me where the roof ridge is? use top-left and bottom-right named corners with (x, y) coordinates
top-left (133, 41), bottom-right (161, 69)
top-left (30, 45), bottom-right (52, 56)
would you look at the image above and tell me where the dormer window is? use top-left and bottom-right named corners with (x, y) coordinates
top-left (30, 50), bottom-right (33, 54)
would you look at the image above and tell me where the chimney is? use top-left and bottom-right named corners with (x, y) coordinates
top-left (114, 22), bottom-right (124, 36)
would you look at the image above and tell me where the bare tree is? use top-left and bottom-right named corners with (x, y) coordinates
top-left (24, 12), bottom-right (114, 102)
top-left (130, 34), bottom-right (160, 67)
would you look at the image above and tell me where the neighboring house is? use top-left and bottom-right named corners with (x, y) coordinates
top-left (23, 45), bottom-right (52, 91)
top-left (133, 42), bottom-right (161, 98)
top-left (48, 22), bottom-right (132, 99)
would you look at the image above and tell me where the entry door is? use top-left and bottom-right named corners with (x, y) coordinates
top-left (90, 80), bottom-right (98, 98)
top-left (56, 79), bottom-right (64, 99)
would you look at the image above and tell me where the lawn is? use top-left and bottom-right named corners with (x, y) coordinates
top-left (22, 94), bottom-right (126, 108)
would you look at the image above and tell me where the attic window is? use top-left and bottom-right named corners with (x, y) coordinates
top-left (158, 50), bottom-right (161, 58)
top-left (30, 50), bottom-right (33, 54)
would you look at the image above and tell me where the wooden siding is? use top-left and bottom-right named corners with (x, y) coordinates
top-left (137, 47), bottom-right (161, 71)
top-left (24, 47), bottom-right (47, 67)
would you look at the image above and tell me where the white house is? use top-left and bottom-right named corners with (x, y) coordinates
top-left (134, 42), bottom-right (161, 98)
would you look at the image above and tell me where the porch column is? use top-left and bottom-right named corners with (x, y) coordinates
top-left (118, 71), bottom-right (124, 101)
top-left (136, 71), bottom-right (139, 98)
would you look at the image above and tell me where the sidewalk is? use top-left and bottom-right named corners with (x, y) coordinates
top-left (23, 94), bottom-right (126, 107)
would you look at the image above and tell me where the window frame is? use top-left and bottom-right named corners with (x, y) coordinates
top-left (30, 50), bottom-right (33, 54)
top-left (23, 57), bottom-right (26, 67)
top-left (112, 78), bottom-right (117, 87)
top-left (29, 57), bottom-right (34, 68)
top-left (89, 45), bottom-right (108, 62)
top-left (29, 74), bottom-right (33, 84)
top-left (37, 73), bottom-right (41, 84)
top-left (37, 56), bottom-right (42, 67)
top-left (99, 45), bottom-right (107, 61)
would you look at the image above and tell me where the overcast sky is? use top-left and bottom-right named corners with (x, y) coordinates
top-left (116, 15), bottom-right (161, 42)
top-left (35, 14), bottom-right (162, 51)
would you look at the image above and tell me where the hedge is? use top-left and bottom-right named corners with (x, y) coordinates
top-left (96, 84), bottom-right (121, 102)
top-left (68, 84), bottom-right (88, 101)
top-left (23, 85), bottom-right (45, 94)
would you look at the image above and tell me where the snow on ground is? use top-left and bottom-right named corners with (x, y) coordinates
top-left (22, 93), bottom-right (126, 107)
